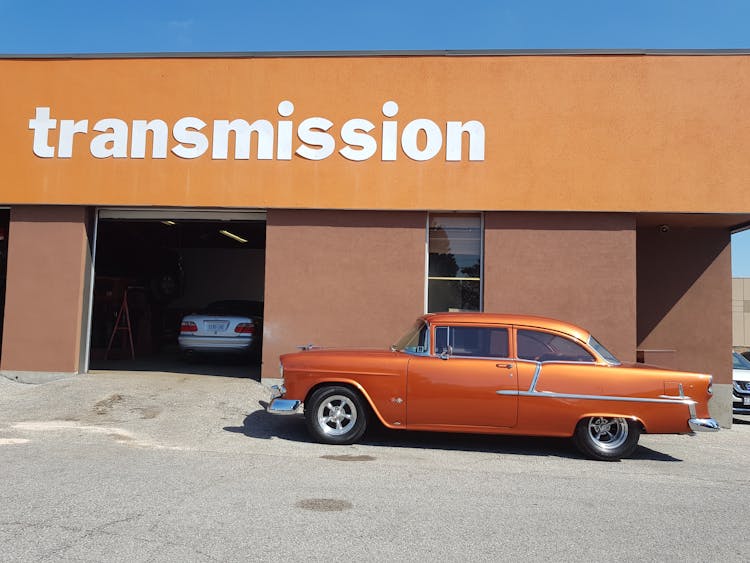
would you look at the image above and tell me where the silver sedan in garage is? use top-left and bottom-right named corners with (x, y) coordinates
top-left (178, 300), bottom-right (263, 360)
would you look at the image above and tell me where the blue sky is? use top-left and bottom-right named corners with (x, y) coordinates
top-left (2, 0), bottom-right (750, 273)
top-left (1, 1), bottom-right (749, 53)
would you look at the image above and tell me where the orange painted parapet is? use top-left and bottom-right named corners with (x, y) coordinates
top-left (2, 55), bottom-right (750, 212)
top-left (270, 312), bottom-right (718, 460)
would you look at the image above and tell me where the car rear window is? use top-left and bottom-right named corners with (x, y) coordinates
top-left (517, 329), bottom-right (595, 363)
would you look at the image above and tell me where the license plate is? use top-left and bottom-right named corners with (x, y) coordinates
top-left (205, 321), bottom-right (228, 332)
top-left (744, 397), bottom-right (750, 406)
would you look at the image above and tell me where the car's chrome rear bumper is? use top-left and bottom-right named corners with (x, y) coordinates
top-left (267, 385), bottom-right (302, 415)
top-left (688, 418), bottom-right (720, 432)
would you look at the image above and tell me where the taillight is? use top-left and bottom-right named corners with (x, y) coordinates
top-left (235, 322), bottom-right (255, 334)
top-left (180, 321), bottom-right (197, 333)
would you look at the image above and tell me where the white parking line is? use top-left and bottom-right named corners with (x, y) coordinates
top-left (0, 438), bottom-right (30, 445)
top-left (11, 421), bottom-right (189, 450)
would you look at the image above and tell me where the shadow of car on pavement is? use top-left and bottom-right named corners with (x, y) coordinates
top-left (222, 402), bottom-right (682, 462)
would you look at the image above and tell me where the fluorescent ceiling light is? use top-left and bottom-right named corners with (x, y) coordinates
top-left (219, 229), bottom-right (248, 243)
top-left (161, 220), bottom-right (176, 226)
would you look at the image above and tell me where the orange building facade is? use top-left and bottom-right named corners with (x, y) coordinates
top-left (0, 52), bottom-right (746, 426)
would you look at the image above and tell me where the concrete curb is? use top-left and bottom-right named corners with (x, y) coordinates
top-left (1, 371), bottom-right (78, 384)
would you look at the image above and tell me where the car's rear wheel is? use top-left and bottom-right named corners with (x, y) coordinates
top-left (573, 416), bottom-right (640, 461)
top-left (305, 386), bottom-right (368, 445)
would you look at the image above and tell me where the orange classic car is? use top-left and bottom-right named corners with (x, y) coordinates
top-left (267, 313), bottom-right (718, 460)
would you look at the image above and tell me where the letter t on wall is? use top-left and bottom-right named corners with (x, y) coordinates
top-left (29, 107), bottom-right (58, 158)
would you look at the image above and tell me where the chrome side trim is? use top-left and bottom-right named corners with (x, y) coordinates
top-left (688, 401), bottom-right (697, 419)
top-left (430, 352), bottom-right (515, 361)
top-left (528, 363), bottom-right (542, 392)
top-left (495, 389), bottom-right (694, 406)
top-left (688, 418), bottom-right (720, 432)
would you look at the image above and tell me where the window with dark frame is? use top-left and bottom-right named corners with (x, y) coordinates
top-left (427, 213), bottom-right (482, 312)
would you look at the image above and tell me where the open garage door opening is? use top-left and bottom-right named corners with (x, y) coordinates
top-left (89, 211), bottom-right (266, 379)
top-left (0, 209), bottom-right (8, 361)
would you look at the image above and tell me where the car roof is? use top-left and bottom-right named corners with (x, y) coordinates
top-left (422, 312), bottom-right (591, 342)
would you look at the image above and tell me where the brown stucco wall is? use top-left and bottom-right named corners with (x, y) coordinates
top-left (1, 206), bottom-right (90, 374)
top-left (262, 210), bottom-right (426, 380)
top-left (483, 213), bottom-right (637, 362)
top-left (637, 226), bottom-right (731, 383)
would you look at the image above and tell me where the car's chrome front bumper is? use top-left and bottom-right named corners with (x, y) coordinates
top-left (267, 385), bottom-right (302, 415)
top-left (688, 418), bottom-right (720, 432)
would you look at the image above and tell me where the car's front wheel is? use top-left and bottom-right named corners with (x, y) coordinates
top-left (305, 386), bottom-right (368, 445)
top-left (573, 416), bottom-right (640, 461)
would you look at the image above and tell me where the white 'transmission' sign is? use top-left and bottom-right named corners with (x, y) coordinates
top-left (29, 101), bottom-right (485, 162)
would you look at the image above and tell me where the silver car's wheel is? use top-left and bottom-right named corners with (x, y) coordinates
top-left (573, 416), bottom-right (640, 461)
top-left (305, 386), bottom-right (368, 445)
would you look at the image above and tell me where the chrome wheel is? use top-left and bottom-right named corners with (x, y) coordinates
top-left (316, 395), bottom-right (358, 436)
top-left (586, 417), bottom-right (629, 451)
top-left (306, 386), bottom-right (369, 444)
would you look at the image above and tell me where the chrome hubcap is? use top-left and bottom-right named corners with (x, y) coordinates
top-left (587, 417), bottom-right (628, 450)
top-left (317, 395), bottom-right (357, 436)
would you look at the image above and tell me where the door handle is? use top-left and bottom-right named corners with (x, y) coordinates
top-left (496, 363), bottom-right (513, 369)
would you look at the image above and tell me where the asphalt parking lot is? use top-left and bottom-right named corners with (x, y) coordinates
top-left (1, 371), bottom-right (749, 562)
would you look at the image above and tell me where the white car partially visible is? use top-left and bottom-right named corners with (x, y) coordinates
top-left (732, 351), bottom-right (750, 415)
top-left (179, 300), bottom-right (263, 360)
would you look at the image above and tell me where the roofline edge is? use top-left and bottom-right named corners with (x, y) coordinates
top-left (2, 48), bottom-right (750, 60)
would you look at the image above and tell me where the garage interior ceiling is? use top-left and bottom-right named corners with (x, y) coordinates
top-left (98, 209), bottom-right (266, 221)
top-left (96, 219), bottom-right (266, 250)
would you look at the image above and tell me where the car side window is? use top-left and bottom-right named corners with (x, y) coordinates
top-left (517, 329), bottom-right (595, 363)
top-left (434, 326), bottom-right (509, 358)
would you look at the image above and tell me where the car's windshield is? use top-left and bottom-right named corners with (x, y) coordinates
top-left (733, 351), bottom-right (750, 370)
top-left (588, 336), bottom-right (621, 366)
top-left (392, 320), bottom-right (429, 355)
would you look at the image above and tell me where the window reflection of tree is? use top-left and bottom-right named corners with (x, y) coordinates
top-left (429, 225), bottom-right (459, 277)
top-left (428, 219), bottom-right (481, 311)
top-left (460, 262), bottom-right (480, 310)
